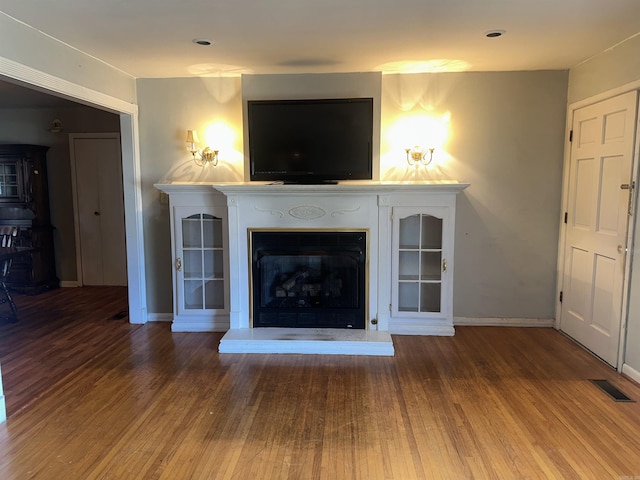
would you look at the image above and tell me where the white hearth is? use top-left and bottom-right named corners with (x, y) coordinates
top-left (219, 328), bottom-right (394, 356)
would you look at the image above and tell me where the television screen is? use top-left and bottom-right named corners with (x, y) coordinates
top-left (248, 98), bottom-right (373, 183)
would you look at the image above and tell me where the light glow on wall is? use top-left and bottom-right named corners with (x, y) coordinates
top-left (388, 112), bottom-right (451, 157)
top-left (381, 111), bottom-right (452, 180)
top-left (201, 121), bottom-right (244, 180)
top-left (203, 121), bottom-right (236, 151)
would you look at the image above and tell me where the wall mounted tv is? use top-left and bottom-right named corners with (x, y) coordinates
top-left (248, 97), bottom-right (373, 183)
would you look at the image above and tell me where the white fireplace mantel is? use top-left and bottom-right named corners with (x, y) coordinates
top-left (156, 180), bottom-right (469, 355)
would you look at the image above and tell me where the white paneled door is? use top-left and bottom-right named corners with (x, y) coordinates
top-left (560, 91), bottom-right (638, 367)
top-left (70, 134), bottom-right (127, 286)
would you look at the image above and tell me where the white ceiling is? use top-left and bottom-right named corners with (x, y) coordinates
top-left (2, 0), bottom-right (640, 79)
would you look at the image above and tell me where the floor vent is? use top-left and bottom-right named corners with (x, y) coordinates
top-left (109, 311), bottom-right (129, 321)
top-left (590, 379), bottom-right (635, 402)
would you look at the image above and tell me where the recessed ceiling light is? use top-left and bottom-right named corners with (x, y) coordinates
top-left (485, 30), bottom-right (506, 38)
top-left (192, 38), bottom-right (213, 46)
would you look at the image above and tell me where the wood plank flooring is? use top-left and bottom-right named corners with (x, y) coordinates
top-left (1, 287), bottom-right (640, 479)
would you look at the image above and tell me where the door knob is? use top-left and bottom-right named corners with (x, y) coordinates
top-left (618, 244), bottom-right (625, 254)
top-left (94, 211), bottom-right (100, 216)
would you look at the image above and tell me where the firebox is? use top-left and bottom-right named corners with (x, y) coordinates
top-left (251, 230), bottom-right (367, 329)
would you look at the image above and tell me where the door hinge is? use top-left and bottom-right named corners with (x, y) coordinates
top-left (569, 130), bottom-right (573, 142)
top-left (389, 303), bottom-right (392, 312)
top-left (564, 212), bottom-right (568, 224)
top-left (559, 291), bottom-right (563, 303)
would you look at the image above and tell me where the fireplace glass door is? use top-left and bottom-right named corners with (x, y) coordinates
top-left (252, 231), bottom-right (366, 329)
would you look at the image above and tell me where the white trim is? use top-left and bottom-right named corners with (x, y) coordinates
top-left (171, 318), bottom-right (230, 333)
top-left (569, 78), bottom-right (640, 112)
top-left (119, 114), bottom-right (147, 325)
top-left (622, 363), bottom-right (640, 385)
top-left (59, 281), bottom-right (80, 288)
top-left (555, 93), bottom-right (577, 331)
top-left (618, 97), bottom-right (640, 369)
top-left (147, 313), bottom-right (173, 323)
top-left (454, 317), bottom-right (556, 328)
top-left (0, 56), bottom-right (137, 114)
top-left (389, 321), bottom-right (455, 336)
top-left (0, 54), bottom-right (147, 325)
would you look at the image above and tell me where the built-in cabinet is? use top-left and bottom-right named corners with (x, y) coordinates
top-left (390, 206), bottom-right (455, 335)
top-left (0, 144), bottom-right (58, 293)
top-left (175, 208), bottom-right (228, 314)
top-left (162, 187), bottom-right (229, 332)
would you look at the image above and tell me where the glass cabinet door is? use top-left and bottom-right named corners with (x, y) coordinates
top-left (175, 209), bottom-right (228, 314)
top-left (393, 208), bottom-right (447, 316)
top-left (0, 161), bottom-right (22, 202)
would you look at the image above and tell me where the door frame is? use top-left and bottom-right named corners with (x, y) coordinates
top-left (0, 55), bottom-right (147, 325)
top-left (69, 132), bottom-right (126, 286)
top-left (556, 85), bottom-right (640, 372)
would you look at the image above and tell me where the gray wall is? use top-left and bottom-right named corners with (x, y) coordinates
top-left (568, 35), bottom-right (640, 374)
top-left (382, 71), bottom-right (567, 319)
top-left (0, 13), bottom-right (136, 104)
top-left (137, 77), bottom-right (243, 313)
top-left (0, 106), bottom-right (121, 282)
top-left (137, 71), bottom-right (568, 319)
top-left (568, 35), bottom-right (640, 105)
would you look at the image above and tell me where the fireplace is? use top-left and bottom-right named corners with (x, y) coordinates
top-left (156, 181), bottom-right (467, 355)
top-left (251, 230), bottom-right (366, 329)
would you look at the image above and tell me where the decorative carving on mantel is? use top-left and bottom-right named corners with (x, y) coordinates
top-left (289, 205), bottom-right (327, 220)
top-left (378, 196), bottom-right (391, 206)
top-left (254, 205), bottom-right (285, 218)
top-left (331, 206), bottom-right (361, 217)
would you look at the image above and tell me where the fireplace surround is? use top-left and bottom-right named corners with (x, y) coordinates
top-left (155, 181), bottom-right (468, 356)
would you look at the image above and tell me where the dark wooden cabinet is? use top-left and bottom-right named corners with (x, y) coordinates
top-left (0, 144), bottom-right (58, 293)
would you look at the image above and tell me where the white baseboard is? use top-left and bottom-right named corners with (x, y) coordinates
top-left (59, 281), bottom-right (80, 288)
top-left (147, 313), bottom-right (173, 323)
top-left (389, 318), bottom-right (455, 336)
top-left (622, 363), bottom-right (640, 385)
top-left (171, 321), bottom-right (230, 332)
top-left (390, 325), bottom-right (455, 336)
top-left (170, 314), bottom-right (230, 332)
top-left (454, 317), bottom-right (556, 327)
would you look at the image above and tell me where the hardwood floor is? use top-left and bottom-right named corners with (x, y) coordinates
top-left (1, 287), bottom-right (640, 479)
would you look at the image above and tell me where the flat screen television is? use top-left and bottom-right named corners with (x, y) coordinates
top-left (247, 97), bottom-right (373, 183)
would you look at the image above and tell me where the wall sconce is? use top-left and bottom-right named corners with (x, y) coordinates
top-left (405, 146), bottom-right (435, 167)
top-left (48, 119), bottom-right (63, 133)
top-left (186, 130), bottom-right (219, 167)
